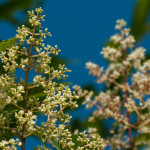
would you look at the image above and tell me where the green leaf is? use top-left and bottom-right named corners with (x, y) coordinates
top-left (0, 0), bottom-right (45, 27)
top-left (28, 92), bottom-right (46, 99)
top-left (32, 131), bottom-right (47, 146)
top-left (134, 133), bottom-right (150, 143)
top-left (72, 135), bottom-right (81, 150)
top-left (0, 37), bottom-right (18, 52)
top-left (131, 0), bottom-right (150, 40)
top-left (51, 56), bottom-right (66, 69)
top-left (33, 131), bottom-right (64, 149)
top-left (0, 0), bottom-right (32, 25)
top-left (48, 138), bottom-right (63, 150)
top-left (112, 121), bottom-right (120, 130)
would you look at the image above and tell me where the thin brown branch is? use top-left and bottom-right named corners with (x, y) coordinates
top-left (27, 31), bottom-right (40, 36)
top-left (31, 51), bottom-right (52, 58)
top-left (25, 104), bottom-right (67, 138)
top-left (29, 63), bottom-right (40, 71)
top-left (1, 126), bottom-right (21, 138)
top-left (18, 66), bottom-right (27, 71)
top-left (17, 51), bottom-right (28, 56)
top-left (27, 84), bottom-right (39, 90)
top-left (123, 48), bottom-right (133, 147)
top-left (27, 78), bottom-right (51, 90)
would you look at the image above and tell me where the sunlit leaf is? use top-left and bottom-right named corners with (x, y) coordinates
top-left (0, 37), bottom-right (18, 52)
top-left (48, 138), bottom-right (62, 150)
top-left (32, 131), bottom-right (47, 146)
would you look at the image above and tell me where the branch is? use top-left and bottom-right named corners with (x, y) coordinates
top-left (1, 126), bottom-right (22, 138)
top-left (31, 51), bottom-right (52, 58)
top-left (17, 51), bottom-right (28, 56)
top-left (11, 102), bottom-right (25, 111)
top-left (25, 104), bottom-right (67, 138)
top-left (18, 65), bottom-right (27, 71)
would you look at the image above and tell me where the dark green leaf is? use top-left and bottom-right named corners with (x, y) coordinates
top-left (28, 92), bottom-right (46, 99)
top-left (134, 133), bottom-right (150, 143)
top-left (72, 134), bottom-right (81, 149)
top-left (131, 0), bottom-right (150, 40)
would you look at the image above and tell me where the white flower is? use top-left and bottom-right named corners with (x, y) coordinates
top-left (86, 61), bottom-right (98, 69)
top-left (115, 19), bottom-right (127, 30)
top-left (17, 86), bottom-right (25, 93)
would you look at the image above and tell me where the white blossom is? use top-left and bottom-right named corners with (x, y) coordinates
top-left (74, 19), bottom-right (150, 150)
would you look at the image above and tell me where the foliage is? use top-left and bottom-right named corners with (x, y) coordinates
top-left (131, 0), bottom-right (150, 41)
top-left (0, 37), bottom-right (18, 53)
top-left (0, 0), bottom-right (45, 26)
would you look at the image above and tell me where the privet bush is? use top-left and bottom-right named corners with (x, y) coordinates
top-left (74, 20), bottom-right (150, 150)
top-left (0, 8), bottom-right (104, 150)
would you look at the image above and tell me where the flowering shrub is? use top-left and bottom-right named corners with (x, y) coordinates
top-left (74, 20), bottom-right (150, 149)
top-left (0, 8), bottom-right (104, 150)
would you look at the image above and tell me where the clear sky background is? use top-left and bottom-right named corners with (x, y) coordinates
top-left (0, 0), bottom-right (139, 86)
top-left (1, 0), bottom-right (150, 149)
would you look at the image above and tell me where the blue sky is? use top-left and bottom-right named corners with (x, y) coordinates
top-left (43, 0), bottom-right (137, 86)
top-left (0, 0), bottom-right (138, 86)
top-left (1, 0), bottom-right (150, 149)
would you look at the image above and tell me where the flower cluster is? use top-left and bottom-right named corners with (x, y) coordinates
top-left (0, 138), bottom-right (22, 150)
top-left (74, 20), bottom-right (150, 149)
top-left (15, 110), bottom-right (37, 132)
top-left (0, 8), bottom-right (104, 150)
top-left (77, 130), bottom-right (104, 150)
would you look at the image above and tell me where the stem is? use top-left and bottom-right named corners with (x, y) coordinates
top-left (21, 17), bottom-right (37, 150)
top-left (120, 28), bottom-right (133, 149)
top-left (21, 138), bottom-right (25, 150)
top-left (123, 47), bottom-right (133, 148)
top-left (21, 43), bottom-right (31, 150)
